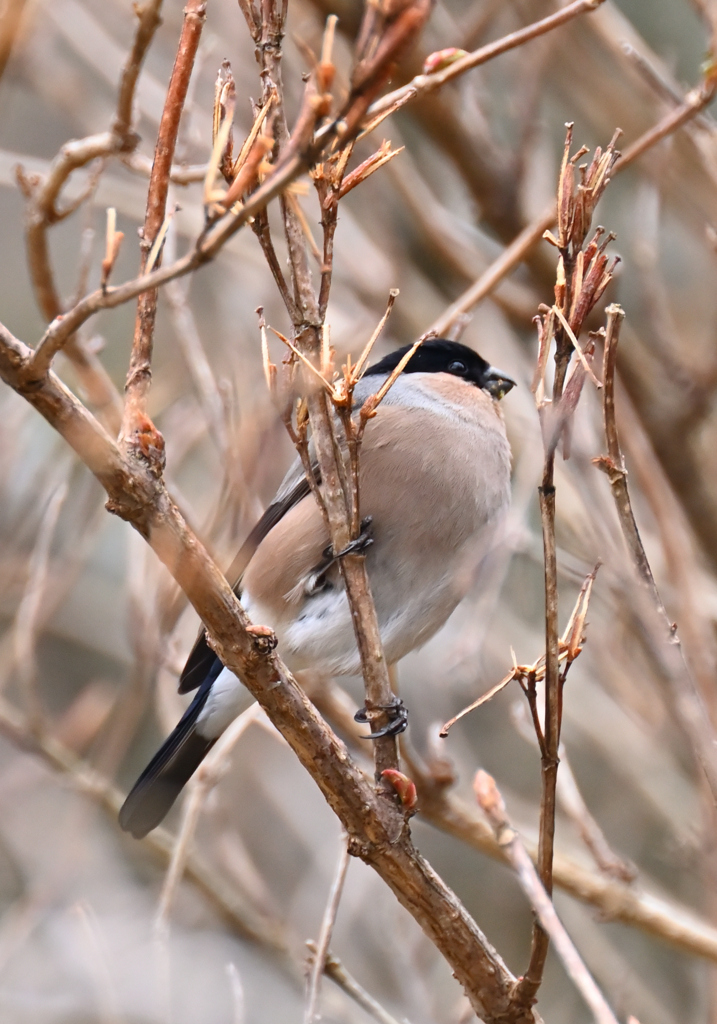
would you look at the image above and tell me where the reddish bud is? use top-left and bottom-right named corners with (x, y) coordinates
top-left (422, 48), bottom-right (467, 75)
top-left (381, 769), bottom-right (418, 809)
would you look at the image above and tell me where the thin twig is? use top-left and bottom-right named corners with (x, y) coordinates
top-left (475, 771), bottom-right (621, 1024)
top-left (426, 205), bottom-right (557, 337)
top-left (114, 0), bottom-right (165, 146)
top-left (622, 42), bottom-right (717, 134)
top-left (312, 946), bottom-right (408, 1024)
top-left (515, 129), bottom-right (620, 1014)
top-left (510, 703), bottom-right (636, 883)
top-left (0, 322), bottom-right (533, 1023)
top-left (441, 565), bottom-right (598, 740)
top-left (594, 306), bottom-right (666, 611)
top-left (155, 704), bottom-right (263, 931)
top-left (18, 0), bottom-right (164, 427)
top-left (24, 0), bottom-right (711, 384)
top-left (122, 150), bottom-right (207, 184)
top-left (594, 304), bottom-right (717, 803)
top-left (121, 0), bottom-right (207, 450)
top-left (613, 75), bottom-right (717, 173)
top-left (305, 835), bottom-right (350, 1024)
top-left (362, 0), bottom-right (607, 120)
top-left (12, 478), bottom-right (68, 732)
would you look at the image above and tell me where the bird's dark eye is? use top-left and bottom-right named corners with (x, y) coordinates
top-left (447, 360), bottom-right (467, 375)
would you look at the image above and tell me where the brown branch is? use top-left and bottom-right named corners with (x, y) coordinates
top-left (511, 703), bottom-right (635, 883)
top-left (512, 130), bottom-right (620, 1015)
top-left (519, 347), bottom-right (566, 1013)
top-left (17, 0), bottom-right (164, 431)
top-left (305, 836), bottom-right (350, 1024)
top-left (312, 947), bottom-right (406, 1024)
top-left (613, 74), bottom-right (717, 173)
top-left (0, 323), bottom-right (535, 1024)
top-left (622, 42), bottom-right (717, 134)
top-left (363, 0), bottom-right (607, 120)
top-left (250, 3), bottom-right (405, 783)
top-left (426, 205), bottom-right (557, 337)
top-left (475, 771), bottom-right (621, 1024)
top-left (0, 0), bottom-right (28, 83)
top-left (113, 0), bottom-right (165, 147)
top-left (121, 0), bottom-right (207, 449)
top-left (594, 304), bottom-right (717, 803)
top-left (313, 673), bottom-right (717, 965)
top-left (19, 0), bottom-right (715, 393)
top-left (122, 150), bottom-right (207, 184)
top-left (595, 306), bottom-right (665, 611)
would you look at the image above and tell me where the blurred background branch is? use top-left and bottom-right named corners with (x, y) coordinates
top-left (0, 0), bottom-right (717, 1021)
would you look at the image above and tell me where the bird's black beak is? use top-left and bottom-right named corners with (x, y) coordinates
top-left (483, 366), bottom-right (516, 400)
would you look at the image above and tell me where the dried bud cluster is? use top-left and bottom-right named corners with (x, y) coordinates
top-left (551, 123), bottom-right (621, 255)
top-left (205, 61), bottom-right (276, 215)
top-left (533, 126), bottom-right (622, 450)
top-left (213, 60), bottom-right (236, 185)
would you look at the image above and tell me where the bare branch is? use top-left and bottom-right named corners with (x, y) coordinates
top-left (594, 304), bottom-right (717, 803)
top-left (155, 705), bottom-right (264, 931)
top-left (0, 323), bottom-right (534, 1023)
top-left (114, 0), bottom-right (165, 147)
top-left (17, 0), bottom-right (165, 429)
top-left (121, 0), bottom-right (207, 450)
top-left (427, 205), bottom-right (557, 338)
top-left (313, 947), bottom-right (408, 1024)
top-left (305, 836), bottom-right (350, 1024)
top-left (475, 771), bottom-right (621, 1024)
top-left (363, 0), bottom-right (608, 121)
top-left (613, 73), bottom-right (717, 172)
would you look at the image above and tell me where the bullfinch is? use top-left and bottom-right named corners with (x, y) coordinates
top-left (119, 339), bottom-right (515, 838)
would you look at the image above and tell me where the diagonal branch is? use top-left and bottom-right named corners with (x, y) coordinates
top-left (17, 0), bottom-right (165, 431)
top-left (476, 771), bottom-right (621, 1024)
top-left (0, 321), bottom-right (534, 1024)
top-left (359, 0), bottom-right (607, 120)
top-left (25, 0), bottom-right (709, 387)
top-left (250, 2), bottom-right (411, 781)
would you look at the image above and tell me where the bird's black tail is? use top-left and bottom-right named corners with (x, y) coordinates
top-left (119, 685), bottom-right (215, 839)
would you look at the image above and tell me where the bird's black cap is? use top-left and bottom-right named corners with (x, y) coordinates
top-left (365, 338), bottom-right (516, 399)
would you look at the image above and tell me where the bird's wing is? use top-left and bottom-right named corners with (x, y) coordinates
top-left (177, 466), bottom-right (314, 694)
top-left (178, 380), bottom-right (387, 694)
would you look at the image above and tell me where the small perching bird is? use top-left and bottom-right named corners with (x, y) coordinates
top-left (119, 339), bottom-right (515, 838)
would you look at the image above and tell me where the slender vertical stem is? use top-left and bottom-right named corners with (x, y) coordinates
top-left (247, 1), bottom-right (402, 788)
top-left (122, 0), bottom-right (207, 443)
top-left (516, 259), bottom-right (575, 1009)
top-left (305, 836), bottom-right (350, 1023)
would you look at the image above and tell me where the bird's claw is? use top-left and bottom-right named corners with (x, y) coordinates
top-left (322, 517), bottom-right (374, 563)
top-left (355, 696), bottom-right (408, 739)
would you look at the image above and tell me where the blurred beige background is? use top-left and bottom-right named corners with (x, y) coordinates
top-left (1, 0), bottom-right (717, 1021)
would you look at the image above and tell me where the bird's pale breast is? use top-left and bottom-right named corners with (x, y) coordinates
top-left (241, 373), bottom-right (511, 674)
